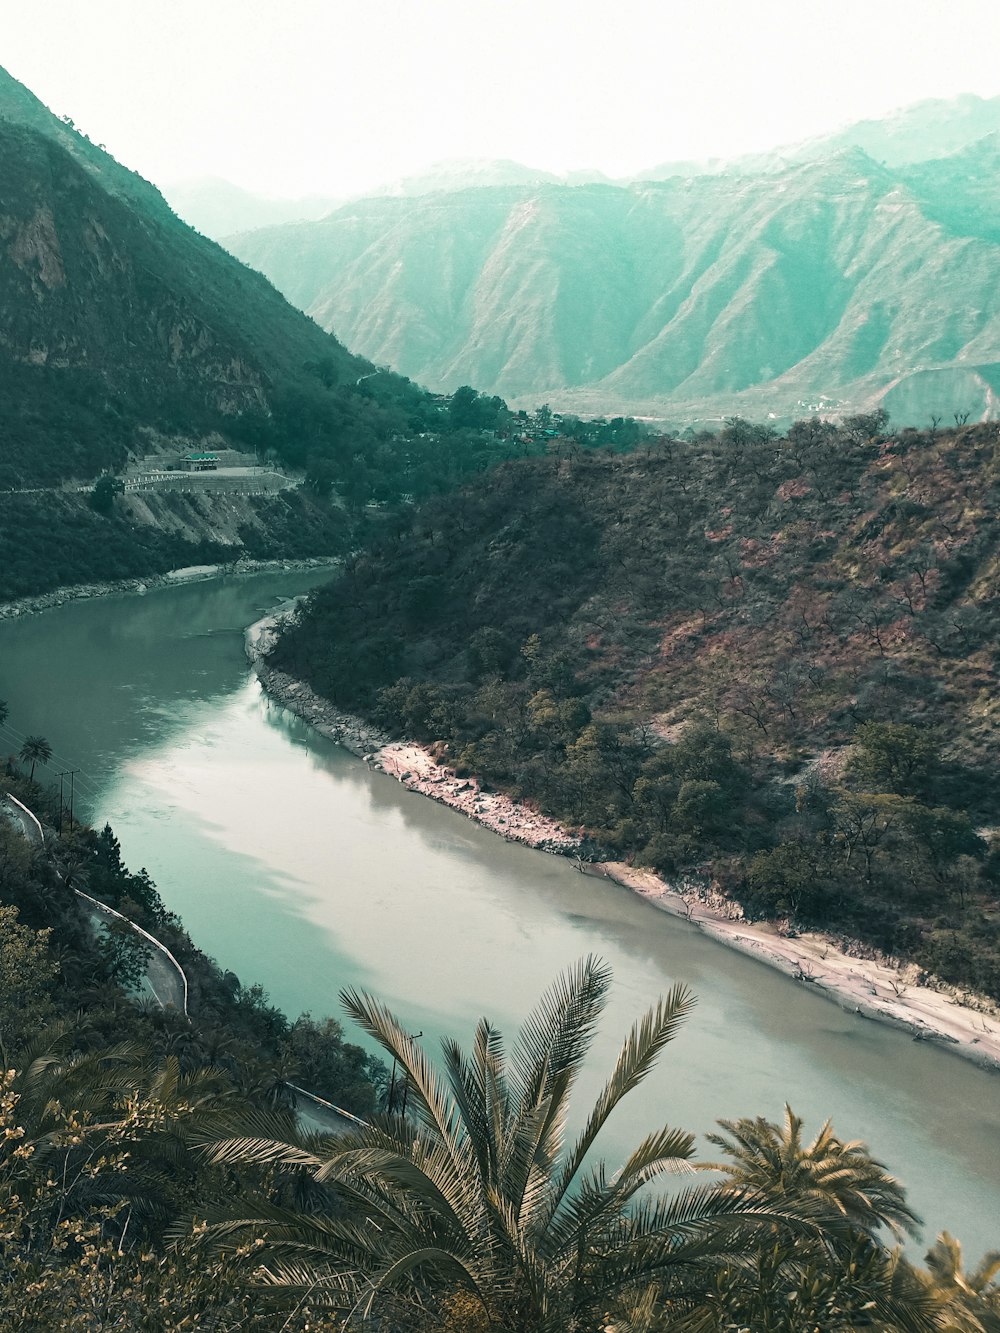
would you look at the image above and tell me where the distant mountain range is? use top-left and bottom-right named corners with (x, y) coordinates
top-left (223, 96), bottom-right (1000, 424)
top-left (635, 92), bottom-right (1000, 180)
top-left (163, 177), bottom-right (343, 241)
top-left (163, 160), bottom-right (615, 237)
top-left (171, 93), bottom-right (1000, 240)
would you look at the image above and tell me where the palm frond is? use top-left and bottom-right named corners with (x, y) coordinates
top-left (549, 982), bottom-right (696, 1217)
top-left (340, 986), bottom-right (465, 1164)
top-left (507, 955), bottom-right (612, 1114)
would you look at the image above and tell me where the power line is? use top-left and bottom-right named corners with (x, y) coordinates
top-left (0, 723), bottom-right (104, 798)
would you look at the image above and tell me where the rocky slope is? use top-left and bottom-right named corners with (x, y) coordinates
top-left (228, 138), bottom-right (1000, 424)
top-left (269, 419), bottom-right (1000, 1000)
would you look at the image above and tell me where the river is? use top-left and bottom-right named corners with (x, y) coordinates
top-left (1, 570), bottom-right (998, 1256)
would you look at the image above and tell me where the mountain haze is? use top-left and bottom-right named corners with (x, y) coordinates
top-left (229, 136), bottom-right (1000, 423)
top-left (163, 177), bottom-right (342, 241)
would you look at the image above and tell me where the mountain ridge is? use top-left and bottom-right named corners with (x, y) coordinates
top-left (227, 141), bottom-right (1000, 423)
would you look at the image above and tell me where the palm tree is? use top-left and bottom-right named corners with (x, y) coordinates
top-left (198, 959), bottom-right (812, 1330)
top-left (701, 1104), bottom-right (920, 1241)
top-left (680, 1106), bottom-right (934, 1332)
top-left (921, 1232), bottom-right (1000, 1331)
top-left (19, 735), bottom-right (52, 781)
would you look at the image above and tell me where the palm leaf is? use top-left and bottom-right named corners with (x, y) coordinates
top-left (544, 982), bottom-right (695, 1237)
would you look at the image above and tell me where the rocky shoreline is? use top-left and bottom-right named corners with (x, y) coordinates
top-left (247, 609), bottom-right (1000, 1076)
top-left (0, 557), bottom-right (339, 621)
top-left (246, 610), bottom-right (583, 855)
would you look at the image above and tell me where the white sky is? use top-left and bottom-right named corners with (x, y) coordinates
top-left (4, 0), bottom-right (1000, 197)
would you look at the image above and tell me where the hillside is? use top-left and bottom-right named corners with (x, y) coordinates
top-left (0, 63), bottom-right (441, 488)
top-left (0, 66), bottom-right (562, 595)
top-left (271, 418), bottom-right (1000, 998)
top-left (228, 141), bottom-right (1000, 424)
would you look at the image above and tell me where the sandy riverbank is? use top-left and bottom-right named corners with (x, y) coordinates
top-left (247, 609), bottom-right (1000, 1075)
top-left (591, 863), bottom-right (1000, 1073)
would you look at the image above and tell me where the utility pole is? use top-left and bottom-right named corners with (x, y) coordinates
top-left (57, 770), bottom-right (79, 833)
top-left (399, 1032), bottom-right (422, 1118)
top-left (387, 1031), bottom-right (422, 1115)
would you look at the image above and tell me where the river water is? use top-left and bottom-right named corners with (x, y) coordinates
top-left (1, 570), bottom-right (998, 1255)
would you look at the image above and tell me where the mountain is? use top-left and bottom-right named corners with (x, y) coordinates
top-left (366, 157), bottom-right (563, 197)
top-left (634, 92), bottom-right (1000, 181)
top-left (163, 177), bottom-right (342, 240)
top-left (787, 92), bottom-right (1000, 169)
top-left (0, 66), bottom-right (539, 598)
top-left (227, 142), bottom-right (1000, 424)
top-left (0, 62), bottom-right (435, 487)
top-left (164, 162), bottom-right (575, 245)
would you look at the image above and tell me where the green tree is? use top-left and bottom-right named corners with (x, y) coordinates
top-left (90, 474), bottom-right (123, 514)
top-left (842, 407), bottom-right (890, 443)
top-left (466, 626), bottom-right (517, 680)
top-left (746, 841), bottom-right (825, 921)
top-left (847, 722), bottom-right (939, 797)
top-left (98, 919), bottom-right (152, 991)
top-left (833, 791), bottom-right (913, 885)
top-left (304, 458), bottom-right (337, 498)
top-left (282, 1013), bottom-right (385, 1116)
top-left (0, 905), bottom-right (57, 1064)
top-left (670, 778), bottom-right (727, 837)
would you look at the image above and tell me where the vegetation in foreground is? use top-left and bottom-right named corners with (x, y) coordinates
top-left (0, 719), bottom-right (996, 1328)
top-left (272, 416), bottom-right (1000, 1002)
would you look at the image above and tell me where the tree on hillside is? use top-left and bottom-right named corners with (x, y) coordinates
top-left (847, 722), bottom-right (940, 797)
top-left (0, 906), bottom-right (57, 1065)
top-left (90, 474), bottom-right (123, 514)
top-left (448, 385), bottom-right (508, 432)
top-left (19, 735), bottom-right (52, 781)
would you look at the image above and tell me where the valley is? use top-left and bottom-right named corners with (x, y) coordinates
top-left (1, 44), bottom-right (999, 1326)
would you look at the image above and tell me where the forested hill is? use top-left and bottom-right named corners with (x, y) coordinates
top-left (272, 417), bottom-right (1000, 997)
top-left (0, 64), bottom-right (430, 487)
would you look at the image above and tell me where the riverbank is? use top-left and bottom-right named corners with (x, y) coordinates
top-left (247, 610), bottom-right (1000, 1075)
top-left (0, 557), bottom-right (339, 621)
top-left (247, 611), bottom-right (582, 855)
top-left (591, 863), bottom-right (1000, 1073)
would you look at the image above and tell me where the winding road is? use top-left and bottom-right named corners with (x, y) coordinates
top-left (2, 792), bottom-right (364, 1135)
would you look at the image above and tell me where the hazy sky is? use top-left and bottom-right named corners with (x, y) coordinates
top-left (5, 0), bottom-right (1000, 197)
